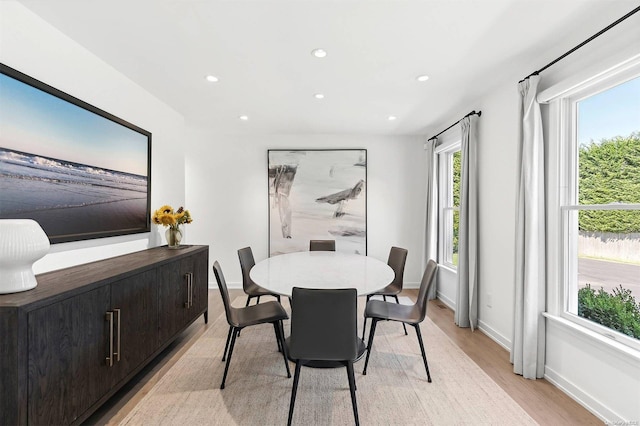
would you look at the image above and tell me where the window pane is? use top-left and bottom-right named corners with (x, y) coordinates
top-left (574, 76), bottom-right (640, 342)
top-left (444, 207), bottom-right (454, 264)
top-left (453, 150), bottom-right (461, 207)
top-left (574, 209), bottom-right (640, 342)
top-left (452, 151), bottom-right (461, 266)
top-left (453, 209), bottom-right (459, 266)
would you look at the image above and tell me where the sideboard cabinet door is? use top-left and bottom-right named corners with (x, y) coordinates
top-left (110, 268), bottom-right (159, 386)
top-left (157, 259), bottom-right (190, 344)
top-left (189, 249), bottom-right (209, 318)
top-left (157, 251), bottom-right (208, 344)
top-left (27, 286), bottom-right (112, 425)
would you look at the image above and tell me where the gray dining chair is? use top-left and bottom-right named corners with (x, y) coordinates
top-left (309, 239), bottom-right (336, 251)
top-left (213, 261), bottom-right (291, 389)
top-left (362, 259), bottom-right (438, 382)
top-left (362, 246), bottom-right (408, 339)
top-left (238, 246), bottom-right (281, 306)
top-left (287, 287), bottom-right (362, 426)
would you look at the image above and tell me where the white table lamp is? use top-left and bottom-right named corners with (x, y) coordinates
top-left (0, 219), bottom-right (50, 294)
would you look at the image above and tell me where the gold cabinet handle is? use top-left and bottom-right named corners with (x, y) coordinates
top-left (113, 308), bottom-right (121, 362)
top-left (105, 311), bottom-right (114, 367)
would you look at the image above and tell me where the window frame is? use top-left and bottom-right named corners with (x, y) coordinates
top-left (545, 57), bottom-right (640, 352)
top-left (436, 140), bottom-right (461, 271)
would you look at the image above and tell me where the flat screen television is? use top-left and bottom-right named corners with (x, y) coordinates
top-left (0, 63), bottom-right (152, 244)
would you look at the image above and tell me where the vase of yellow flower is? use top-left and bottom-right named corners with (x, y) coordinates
top-left (152, 205), bottom-right (193, 249)
top-left (165, 226), bottom-right (182, 248)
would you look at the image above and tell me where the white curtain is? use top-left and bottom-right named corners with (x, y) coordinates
top-left (511, 75), bottom-right (546, 379)
top-left (424, 139), bottom-right (438, 299)
top-left (455, 115), bottom-right (479, 330)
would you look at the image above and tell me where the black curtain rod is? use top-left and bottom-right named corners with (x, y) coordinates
top-left (427, 110), bottom-right (481, 141)
top-left (519, 5), bottom-right (640, 83)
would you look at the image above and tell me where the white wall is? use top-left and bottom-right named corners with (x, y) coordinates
top-left (447, 12), bottom-right (640, 422)
top-left (474, 81), bottom-right (521, 350)
top-left (183, 131), bottom-right (426, 288)
top-left (0, 2), bottom-right (187, 273)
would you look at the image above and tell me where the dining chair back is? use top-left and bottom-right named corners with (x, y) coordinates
top-left (213, 261), bottom-right (291, 389)
top-left (362, 259), bottom-right (438, 382)
top-left (309, 239), bottom-right (336, 251)
top-left (215, 260), bottom-right (235, 323)
top-left (287, 287), bottom-right (360, 425)
top-left (362, 246), bottom-right (408, 339)
top-left (387, 246), bottom-right (408, 293)
top-left (238, 246), bottom-right (281, 306)
top-left (415, 259), bottom-right (438, 322)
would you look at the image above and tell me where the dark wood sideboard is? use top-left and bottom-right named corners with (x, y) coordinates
top-left (0, 245), bottom-right (209, 425)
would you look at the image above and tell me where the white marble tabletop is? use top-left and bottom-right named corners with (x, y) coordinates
top-left (250, 251), bottom-right (395, 297)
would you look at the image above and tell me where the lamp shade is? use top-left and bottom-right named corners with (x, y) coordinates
top-left (0, 219), bottom-right (50, 294)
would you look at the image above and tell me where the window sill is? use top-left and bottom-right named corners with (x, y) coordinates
top-left (542, 312), bottom-right (640, 367)
top-left (438, 263), bottom-right (457, 274)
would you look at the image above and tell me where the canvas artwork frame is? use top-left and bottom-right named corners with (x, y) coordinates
top-left (0, 63), bottom-right (152, 244)
top-left (268, 149), bottom-right (367, 256)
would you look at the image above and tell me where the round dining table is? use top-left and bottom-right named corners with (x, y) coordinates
top-left (250, 250), bottom-right (394, 368)
top-left (250, 251), bottom-right (395, 297)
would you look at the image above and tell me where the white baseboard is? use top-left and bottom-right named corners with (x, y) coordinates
top-left (476, 319), bottom-right (511, 352)
top-left (209, 281), bottom-right (242, 289)
top-left (403, 281), bottom-right (420, 289)
top-left (432, 295), bottom-right (510, 352)
top-left (435, 291), bottom-right (455, 311)
top-left (544, 366), bottom-right (621, 423)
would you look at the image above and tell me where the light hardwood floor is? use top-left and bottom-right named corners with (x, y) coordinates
top-left (84, 289), bottom-right (601, 425)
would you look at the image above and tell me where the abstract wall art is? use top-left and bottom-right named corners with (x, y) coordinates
top-left (268, 149), bottom-right (367, 256)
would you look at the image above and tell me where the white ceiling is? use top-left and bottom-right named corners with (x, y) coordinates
top-left (16, 0), bottom-right (639, 136)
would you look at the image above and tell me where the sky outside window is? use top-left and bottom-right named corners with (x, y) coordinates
top-left (578, 76), bottom-right (640, 145)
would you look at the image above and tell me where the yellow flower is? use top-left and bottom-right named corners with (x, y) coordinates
top-left (152, 205), bottom-right (193, 228)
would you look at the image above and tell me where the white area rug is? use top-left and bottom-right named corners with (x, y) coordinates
top-left (120, 297), bottom-right (537, 425)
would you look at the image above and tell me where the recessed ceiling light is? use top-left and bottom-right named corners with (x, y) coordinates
top-left (314, 93), bottom-right (325, 99)
top-left (311, 48), bottom-right (327, 58)
top-left (205, 75), bottom-right (219, 82)
top-left (416, 74), bottom-right (430, 82)
top-left (239, 115), bottom-right (249, 121)
top-left (388, 115), bottom-right (397, 121)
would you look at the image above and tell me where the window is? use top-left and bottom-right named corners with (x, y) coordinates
top-left (552, 66), bottom-right (640, 350)
top-left (438, 144), bottom-right (461, 269)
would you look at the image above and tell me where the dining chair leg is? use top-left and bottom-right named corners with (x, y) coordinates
top-left (346, 361), bottom-right (360, 426)
top-left (222, 326), bottom-right (233, 361)
top-left (361, 295), bottom-right (371, 340)
top-left (272, 322), bottom-right (283, 353)
top-left (392, 295), bottom-right (408, 335)
top-left (275, 320), bottom-right (291, 378)
top-left (361, 317), bottom-right (367, 341)
top-left (239, 297), bottom-right (251, 339)
top-left (220, 326), bottom-right (238, 389)
top-left (362, 318), bottom-right (378, 375)
top-left (414, 323), bottom-right (432, 382)
top-left (287, 361), bottom-right (303, 426)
